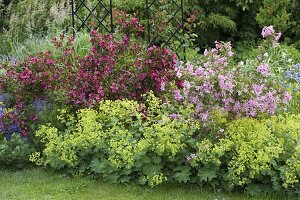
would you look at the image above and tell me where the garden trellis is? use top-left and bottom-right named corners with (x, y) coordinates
top-left (70, 0), bottom-right (184, 52)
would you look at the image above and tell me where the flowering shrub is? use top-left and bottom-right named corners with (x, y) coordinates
top-left (0, 16), bottom-right (177, 136)
top-left (0, 49), bottom-right (63, 137)
top-left (65, 30), bottom-right (176, 107)
top-left (114, 11), bottom-right (145, 36)
top-left (172, 29), bottom-right (291, 121)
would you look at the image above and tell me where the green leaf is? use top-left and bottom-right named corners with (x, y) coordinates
top-left (174, 166), bottom-right (191, 183)
top-left (90, 158), bottom-right (101, 173)
top-left (142, 163), bottom-right (163, 177)
top-left (206, 13), bottom-right (237, 32)
top-left (197, 166), bottom-right (217, 182)
top-left (152, 156), bottom-right (161, 164)
top-left (118, 175), bottom-right (131, 183)
top-left (90, 158), bottom-right (110, 174)
top-left (246, 184), bottom-right (262, 196)
top-left (102, 172), bottom-right (120, 183)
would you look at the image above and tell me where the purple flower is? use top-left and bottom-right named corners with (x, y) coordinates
top-left (32, 98), bottom-right (50, 112)
top-left (195, 67), bottom-right (204, 76)
top-left (274, 32), bottom-right (282, 42)
top-left (252, 84), bottom-right (264, 96)
top-left (183, 81), bottom-right (191, 90)
top-left (293, 73), bottom-right (300, 83)
top-left (174, 90), bottom-right (183, 101)
top-left (283, 92), bottom-right (292, 103)
top-left (228, 51), bottom-right (234, 57)
top-left (186, 62), bottom-right (194, 73)
top-left (160, 81), bottom-right (165, 91)
top-left (186, 153), bottom-right (197, 162)
top-left (261, 26), bottom-right (275, 38)
top-left (257, 64), bottom-right (270, 76)
top-left (201, 112), bottom-right (209, 122)
top-left (169, 114), bottom-right (180, 119)
top-left (214, 41), bottom-right (222, 50)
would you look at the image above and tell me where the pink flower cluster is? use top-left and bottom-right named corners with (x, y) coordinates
top-left (256, 64), bottom-right (270, 76)
top-left (64, 30), bottom-right (176, 107)
top-left (1, 48), bottom-right (64, 136)
top-left (1, 21), bottom-right (177, 136)
top-left (114, 11), bottom-right (145, 36)
top-left (173, 41), bottom-right (291, 120)
top-left (261, 25), bottom-right (282, 45)
top-left (261, 26), bottom-right (275, 38)
top-left (0, 110), bottom-right (35, 137)
top-left (4, 53), bottom-right (58, 92)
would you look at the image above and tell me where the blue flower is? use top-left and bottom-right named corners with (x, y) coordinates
top-left (286, 70), bottom-right (292, 78)
top-left (294, 73), bottom-right (300, 83)
top-left (0, 104), bottom-right (20, 139)
top-left (7, 124), bottom-right (20, 134)
top-left (32, 98), bottom-right (50, 112)
top-left (295, 63), bottom-right (300, 69)
top-left (0, 56), bottom-right (18, 65)
top-left (286, 83), bottom-right (290, 89)
top-left (2, 123), bottom-right (20, 141)
top-left (0, 93), bottom-right (11, 104)
top-left (5, 133), bottom-right (11, 140)
top-left (0, 95), bottom-right (5, 103)
top-left (0, 105), bottom-right (3, 128)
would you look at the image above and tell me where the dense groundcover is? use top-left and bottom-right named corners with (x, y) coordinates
top-left (0, 14), bottom-right (300, 198)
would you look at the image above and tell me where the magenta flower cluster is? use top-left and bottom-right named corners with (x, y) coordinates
top-left (65, 30), bottom-right (176, 107)
top-left (0, 14), bottom-right (178, 137)
top-left (114, 11), bottom-right (145, 36)
top-left (1, 49), bottom-right (62, 137)
top-left (1, 17), bottom-right (177, 136)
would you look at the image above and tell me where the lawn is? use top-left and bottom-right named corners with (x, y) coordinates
top-left (0, 168), bottom-right (292, 200)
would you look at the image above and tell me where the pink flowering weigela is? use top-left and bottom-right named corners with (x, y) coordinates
top-left (65, 31), bottom-right (177, 107)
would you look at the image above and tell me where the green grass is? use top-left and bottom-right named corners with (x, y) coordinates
top-left (0, 168), bottom-right (293, 200)
top-left (2, 32), bottom-right (91, 59)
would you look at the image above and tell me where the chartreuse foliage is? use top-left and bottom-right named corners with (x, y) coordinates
top-left (195, 114), bottom-right (300, 196)
top-left (30, 92), bottom-right (300, 197)
top-left (31, 93), bottom-right (199, 186)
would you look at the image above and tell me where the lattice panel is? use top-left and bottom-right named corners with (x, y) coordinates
top-left (71, 0), bottom-right (113, 34)
top-left (146, 0), bottom-right (184, 52)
